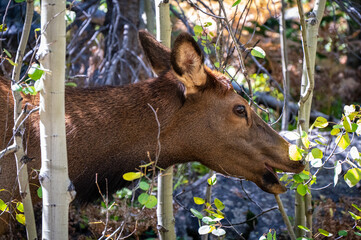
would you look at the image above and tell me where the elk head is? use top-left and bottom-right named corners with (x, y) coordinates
top-left (139, 30), bottom-right (304, 194)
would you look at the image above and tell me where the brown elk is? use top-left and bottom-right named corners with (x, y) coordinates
top-left (0, 30), bottom-right (304, 234)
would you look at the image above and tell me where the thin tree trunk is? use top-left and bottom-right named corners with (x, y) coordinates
top-left (280, 0), bottom-right (290, 131)
top-left (10, 0), bottom-right (37, 238)
top-left (38, 0), bottom-right (73, 239)
top-left (201, 170), bottom-right (214, 240)
top-left (294, 0), bottom-right (326, 237)
top-left (155, 1), bottom-right (176, 239)
top-left (144, 0), bottom-right (156, 35)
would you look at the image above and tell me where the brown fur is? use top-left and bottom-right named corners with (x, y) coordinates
top-left (0, 31), bottom-right (304, 233)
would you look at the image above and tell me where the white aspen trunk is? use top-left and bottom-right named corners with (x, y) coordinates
top-left (10, 1), bottom-right (37, 238)
top-left (155, 1), bottom-right (176, 239)
top-left (294, 0), bottom-right (326, 237)
top-left (37, 0), bottom-right (73, 239)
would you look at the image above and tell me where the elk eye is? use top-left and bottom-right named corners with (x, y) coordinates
top-left (233, 105), bottom-right (246, 117)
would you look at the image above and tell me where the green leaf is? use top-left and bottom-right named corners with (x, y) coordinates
top-left (207, 174), bottom-right (217, 186)
top-left (289, 144), bottom-right (303, 161)
top-left (190, 208), bottom-right (203, 219)
top-left (0, 199), bottom-right (8, 212)
top-left (354, 232), bottom-right (361, 237)
top-left (214, 62), bottom-right (220, 68)
top-left (28, 63), bottom-right (44, 80)
top-left (6, 58), bottom-right (17, 66)
top-left (16, 202), bottom-right (24, 213)
top-left (336, 133), bottom-right (350, 150)
top-left (344, 168), bottom-right (361, 187)
top-left (298, 225), bottom-right (310, 232)
top-left (293, 174), bottom-right (304, 183)
top-left (251, 46), bottom-right (266, 58)
top-left (214, 198), bottom-right (225, 211)
top-left (280, 174), bottom-right (288, 181)
top-left (194, 197), bottom-right (205, 205)
top-left (144, 195), bottom-right (157, 208)
top-left (139, 181), bottom-right (149, 191)
top-left (22, 86), bottom-right (37, 95)
top-left (37, 186), bottom-right (42, 198)
top-left (352, 203), bottom-right (361, 212)
top-left (343, 116), bottom-right (353, 132)
top-left (301, 131), bottom-right (310, 149)
top-left (204, 46), bottom-right (211, 54)
top-left (16, 213), bottom-right (26, 225)
top-left (3, 48), bottom-right (11, 58)
top-left (311, 148), bottom-right (323, 159)
top-left (193, 25), bottom-right (203, 34)
top-left (122, 172), bottom-right (143, 181)
top-left (212, 213), bottom-right (224, 219)
top-left (349, 211), bottom-right (361, 220)
top-left (14, 0), bottom-right (26, 2)
top-left (232, 0), bottom-right (242, 7)
top-left (330, 128), bottom-right (340, 136)
top-left (338, 230), bottom-right (348, 236)
top-left (297, 184), bottom-right (307, 196)
top-left (314, 117), bottom-right (328, 128)
top-left (11, 83), bottom-right (22, 92)
top-left (299, 171), bottom-right (310, 180)
top-left (212, 228), bottom-right (226, 236)
top-left (198, 225), bottom-right (213, 235)
top-left (65, 82), bottom-right (77, 87)
top-left (318, 228), bottom-right (332, 237)
top-left (138, 193), bottom-right (149, 205)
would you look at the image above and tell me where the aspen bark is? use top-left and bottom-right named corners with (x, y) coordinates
top-left (37, 0), bottom-right (73, 239)
top-left (155, 1), bottom-right (176, 239)
top-left (144, 0), bottom-right (156, 35)
top-left (10, 0), bottom-right (37, 238)
top-left (294, 0), bottom-right (326, 237)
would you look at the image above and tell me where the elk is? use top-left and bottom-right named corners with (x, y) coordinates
top-left (0, 30), bottom-right (304, 234)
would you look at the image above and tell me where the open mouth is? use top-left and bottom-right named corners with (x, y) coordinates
top-left (263, 163), bottom-right (281, 184)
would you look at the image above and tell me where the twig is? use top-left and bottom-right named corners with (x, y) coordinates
top-left (274, 194), bottom-right (296, 240)
top-left (95, 174), bottom-right (109, 240)
top-left (0, 144), bottom-right (17, 158)
top-left (223, 206), bottom-right (278, 227)
top-left (104, 221), bottom-right (125, 240)
top-left (187, 0), bottom-right (225, 19)
top-left (218, 0), bottom-right (253, 100)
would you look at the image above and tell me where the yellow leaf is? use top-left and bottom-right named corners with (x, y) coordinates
top-left (289, 145), bottom-right (303, 161)
top-left (194, 197), bottom-right (205, 205)
top-left (16, 214), bottom-right (26, 225)
top-left (122, 172), bottom-right (143, 181)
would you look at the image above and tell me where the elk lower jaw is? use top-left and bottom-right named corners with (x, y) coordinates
top-left (263, 163), bottom-right (287, 194)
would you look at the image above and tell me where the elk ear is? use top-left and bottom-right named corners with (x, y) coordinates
top-left (139, 30), bottom-right (171, 75)
top-left (171, 33), bottom-right (207, 95)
